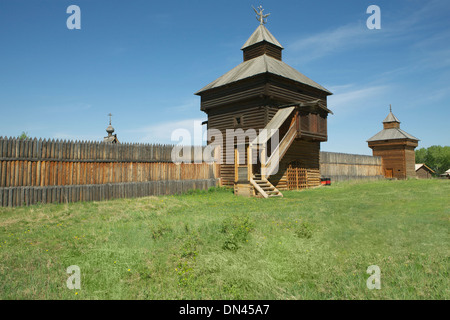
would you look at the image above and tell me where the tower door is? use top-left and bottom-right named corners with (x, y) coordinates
top-left (287, 161), bottom-right (307, 190)
top-left (385, 168), bottom-right (393, 178)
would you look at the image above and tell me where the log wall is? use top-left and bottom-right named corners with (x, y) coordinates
top-left (319, 151), bottom-right (383, 182)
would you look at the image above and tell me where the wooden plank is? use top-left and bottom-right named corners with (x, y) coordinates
top-left (1, 161), bottom-right (6, 187)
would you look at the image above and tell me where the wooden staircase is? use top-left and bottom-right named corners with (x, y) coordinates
top-left (233, 100), bottom-right (330, 198)
top-left (248, 108), bottom-right (298, 198)
top-left (234, 106), bottom-right (302, 198)
top-left (250, 174), bottom-right (283, 198)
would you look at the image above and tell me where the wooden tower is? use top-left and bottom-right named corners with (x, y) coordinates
top-left (367, 107), bottom-right (419, 179)
top-left (195, 10), bottom-right (333, 197)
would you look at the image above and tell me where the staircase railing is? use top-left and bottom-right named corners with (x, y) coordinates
top-left (262, 119), bottom-right (298, 178)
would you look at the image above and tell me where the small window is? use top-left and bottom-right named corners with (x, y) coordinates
top-left (233, 115), bottom-right (243, 128)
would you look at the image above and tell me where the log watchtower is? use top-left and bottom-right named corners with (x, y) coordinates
top-left (195, 8), bottom-right (333, 197)
top-left (367, 107), bottom-right (419, 179)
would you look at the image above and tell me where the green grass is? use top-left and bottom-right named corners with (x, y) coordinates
top-left (0, 179), bottom-right (448, 299)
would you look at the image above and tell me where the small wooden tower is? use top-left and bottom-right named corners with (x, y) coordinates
top-left (367, 107), bottom-right (419, 179)
top-left (195, 7), bottom-right (332, 197)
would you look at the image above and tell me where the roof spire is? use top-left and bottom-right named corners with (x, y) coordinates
top-left (253, 5), bottom-right (270, 25)
top-left (382, 106), bottom-right (401, 128)
top-left (104, 112), bottom-right (119, 143)
top-left (106, 113), bottom-right (114, 136)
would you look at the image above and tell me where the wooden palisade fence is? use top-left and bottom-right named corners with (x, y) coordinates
top-left (0, 137), bottom-right (219, 207)
top-left (0, 137), bottom-right (385, 206)
top-left (320, 151), bottom-right (383, 182)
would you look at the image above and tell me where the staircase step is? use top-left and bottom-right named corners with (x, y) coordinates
top-left (250, 176), bottom-right (283, 198)
top-left (256, 182), bottom-right (271, 186)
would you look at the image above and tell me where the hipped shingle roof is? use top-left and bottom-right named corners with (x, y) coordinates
top-left (367, 128), bottom-right (419, 142)
top-left (195, 54), bottom-right (331, 95)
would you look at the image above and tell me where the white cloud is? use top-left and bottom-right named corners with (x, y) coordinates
top-left (167, 98), bottom-right (199, 112)
top-left (327, 84), bottom-right (390, 113)
top-left (125, 118), bottom-right (206, 144)
top-left (286, 0), bottom-right (450, 66)
top-left (287, 23), bottom-right (369, 64)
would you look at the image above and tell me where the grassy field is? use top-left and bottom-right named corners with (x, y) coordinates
top-left (0, 179), bottom-right (448, 300)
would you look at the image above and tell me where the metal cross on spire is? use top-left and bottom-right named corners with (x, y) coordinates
top-left (389, 104), bottom-right (392, 112)
top-left (253, 5), bottom-right (270, 25)
top-left (108, 113), bottom-right (113, 125)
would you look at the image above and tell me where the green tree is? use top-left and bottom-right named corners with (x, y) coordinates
top-left (415, 148), bottom-right (427, 163)
top-left (18, 131), bottom-right (31, 140)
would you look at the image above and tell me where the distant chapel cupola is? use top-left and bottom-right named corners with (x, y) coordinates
top-left (103, 113), bottom-right (119, 143)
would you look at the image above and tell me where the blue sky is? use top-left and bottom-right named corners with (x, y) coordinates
top-left (0, 0), bottom-right (449, 155)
